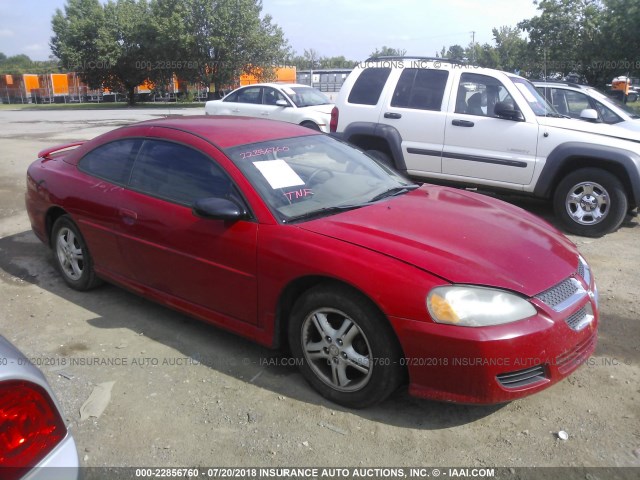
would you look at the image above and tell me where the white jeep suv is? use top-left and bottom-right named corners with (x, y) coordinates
top-left (330, 57), bottom-right (640, 237)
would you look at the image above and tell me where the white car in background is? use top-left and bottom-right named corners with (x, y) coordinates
top-left (205, 83), bottom-right (334, 132)
top-left (0, 335), bottom-right (79, 479)
top-left (535, 81), bottom-right (640, 132)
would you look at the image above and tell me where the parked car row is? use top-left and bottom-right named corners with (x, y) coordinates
top-left (20, 58), bottom-right (640, 477)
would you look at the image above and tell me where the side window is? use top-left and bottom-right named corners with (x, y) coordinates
top-left (455, 73), bottom-right (517, 118)
top-left (223, 90), bottom-right (239, 102)
top-left (236, 87), bottom-right (262, 104)
top-left (263, 87), bottom-right (286, 106)
top-left (391, 68), bottom-right (448, 111)
top-left (563, 90), bottom-right (591, 117)
top-left (78, 139), bottom-right (140, 185)
top-left (550, 88), bottom-right (569, 116)
top-left (129, 140), bottom-right (233, 206)
top-left (594, 100), bottom-right (623, 124)
top-left (348, 68), bottom-right (391, 105)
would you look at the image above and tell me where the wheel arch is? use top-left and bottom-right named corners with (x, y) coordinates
top-left (273, 275), bottom-right (406, 360)
top-left (45, 206), bottom-right (70, 247)
top-left (342, 122), bottom-right (407, 170)
top-left (534, 142), bottom-right (640, 208)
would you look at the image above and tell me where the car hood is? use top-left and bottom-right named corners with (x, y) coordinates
top-left (538, 116), bottom-right (640, 142)
top-left (298, 186), bottom-right (578, 297)
top-left (299, 103), bottom-right (334, 115)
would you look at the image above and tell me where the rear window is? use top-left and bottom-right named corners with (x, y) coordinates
top-left (78, 139), bottom-right (141, 185)
top-left (391, 68), bottom-right (449, 111)
top-left (348, 68), bottom-right (391, 105)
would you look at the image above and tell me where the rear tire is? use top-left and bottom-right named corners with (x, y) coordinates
top-left (553, 168), bottom-right (628, 237)
top-left (51, 215), bottom-right (102, 291)
top-left (288, 285), bottom-right (404, 408)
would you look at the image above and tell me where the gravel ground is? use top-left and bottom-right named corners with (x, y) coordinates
top-left (0, 108), bottom-right (638, 474)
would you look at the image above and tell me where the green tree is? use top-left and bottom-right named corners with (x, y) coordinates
top-left (369, 46), bottom-right (407, 59)
top-left (601, 0), bottom-right (640, 80)
top-left (445, 45), bottom-right (466, 62)
top-left (174, 0), bottom-right (289, 92)
top-left (492, 26), bottom-right (528, 73)
top-left (51, 0), bottom-right (109, 87)
top-left (101, 0), bottom-right (156, 104)
top-left (518, 0), bottom-right (605, 83)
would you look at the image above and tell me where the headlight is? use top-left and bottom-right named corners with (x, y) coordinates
top-left (427, 286), bottom-right (537, 327)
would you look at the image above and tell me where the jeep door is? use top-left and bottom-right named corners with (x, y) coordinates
top-left (378, 68), bottom-right (450, 174)
top-left (442, 72), bottom-right (539, 186)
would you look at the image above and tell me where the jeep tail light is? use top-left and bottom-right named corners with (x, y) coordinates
top-left (0, 380), bottom-right (67, 480)
top-left (330, 106), bottom-right (339, 132)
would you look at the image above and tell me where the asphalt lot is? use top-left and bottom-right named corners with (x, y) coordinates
top-left (0, 107), bottom-right (639, 472)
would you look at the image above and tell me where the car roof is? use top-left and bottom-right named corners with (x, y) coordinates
top-left (237, 83), bottom-right (312, 89)
top-left (132, 115), bottom-right (321, 149)
top-left (532, 81), bottom-right (588, 90)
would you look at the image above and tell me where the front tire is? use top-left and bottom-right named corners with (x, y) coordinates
top-left (553, 168), bottom-right (628, 237)
top-left (51, 215), bottom-right (102, 290)
top-left (288, 285), bottom-right (404, 408)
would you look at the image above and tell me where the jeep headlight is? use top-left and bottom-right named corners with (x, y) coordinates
top-left (427, 286), bottom-right (536, 327)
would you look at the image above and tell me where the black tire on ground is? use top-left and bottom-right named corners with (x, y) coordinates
top-left (288, 284), bottom-right (404, 408)
top-left (553, 168), bottom-right (628, 237)
top-left (51, 215), bottom-right (103, 291)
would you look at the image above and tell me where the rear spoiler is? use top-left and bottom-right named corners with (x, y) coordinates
top-left (38, 142), bottom-right (85, 159)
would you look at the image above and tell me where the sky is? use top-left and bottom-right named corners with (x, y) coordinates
top-left (0, 0), bottom-right (541, 62)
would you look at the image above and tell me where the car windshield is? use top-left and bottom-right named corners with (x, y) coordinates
top-left (286, 87), bottom-right (331, 107)
top-left (226, 135), bottom-right (415, 223)
top-left (511, 77), bottom-right (556, 116)
top-left (589, 87), bottom-right (640, 119)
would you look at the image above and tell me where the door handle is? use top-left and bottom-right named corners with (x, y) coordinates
top-left (119, 208), bottom-right (138, 225)
top-left (261, 112), bottom-right (270, 116)
top-left (384, 112), bottom-right (402, 119)
top-left (452, 119), bottom-right (475, 127)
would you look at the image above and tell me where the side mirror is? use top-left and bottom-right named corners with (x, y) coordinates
top-left (275, 99), bottom-right (289, 107)
top-left (579, 108), bottom-right (599, 122)
top-left (494, 101), bottom-right (524, 121)
top-left (192, 197), bottom-right (246, 221)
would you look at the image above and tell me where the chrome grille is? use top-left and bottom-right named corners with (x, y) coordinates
top-left (556, 333), bottom-right (597, 374)
top-left (566, 306), bottom-right (587, 329)
top-left (497, 365), bottom-right (547, 388)
top-left (577, 261), bottom-right (585, 281)
top-left (535, 277), bottom-right (584, 311)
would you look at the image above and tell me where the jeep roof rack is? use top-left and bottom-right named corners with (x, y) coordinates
top-left (364, 55), bottom-right (463, 65)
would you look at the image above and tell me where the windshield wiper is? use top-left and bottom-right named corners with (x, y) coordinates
top-left (369, 184), bottom-right (420, 202)
top-left (286, 204), bottom-right (364, 223)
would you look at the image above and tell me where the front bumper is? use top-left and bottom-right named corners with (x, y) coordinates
top-left (390, 269), bottom-right (598, 405)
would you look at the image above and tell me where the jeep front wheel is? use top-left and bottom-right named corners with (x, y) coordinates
top-left (553, 168), bottom-right (628, 237)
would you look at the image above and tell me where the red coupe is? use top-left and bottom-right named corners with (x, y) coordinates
top-left (25, 116), bottom-right (598, 408)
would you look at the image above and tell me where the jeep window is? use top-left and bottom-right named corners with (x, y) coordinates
top-left (510, 78), bottom-right (550, 116)
top-left (455, 73), bottom-right (519, 118)
top-left (391, 69), bottom-right (448, 111)
top-left (348, 68), bottom-right (391, 105)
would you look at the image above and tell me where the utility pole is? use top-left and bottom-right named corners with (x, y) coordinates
top-left (470, 31), bottom-right (476, 64)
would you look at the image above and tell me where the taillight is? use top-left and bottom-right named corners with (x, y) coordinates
top-left (0, 380), bottom-right (67, 480)
top-left (330, 106), bottom-right (339, 133)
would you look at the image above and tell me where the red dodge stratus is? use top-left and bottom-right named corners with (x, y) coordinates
top-left (25, 116), bottom-right (598, 408)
